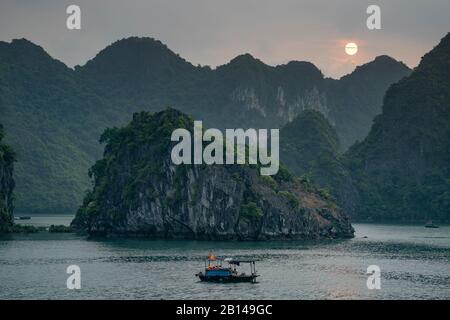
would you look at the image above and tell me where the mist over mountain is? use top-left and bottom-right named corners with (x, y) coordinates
top-left (346, 33), bottom-right (450, 221)
top-left (0, 37), bottom-right (410, 213)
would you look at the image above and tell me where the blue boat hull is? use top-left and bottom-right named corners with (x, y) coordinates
top-left (198, 274), bottom-right (257, 283)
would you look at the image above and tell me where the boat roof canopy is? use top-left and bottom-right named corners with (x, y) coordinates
top-left (228, 259), bottom-right (257, 264)
top-left (206, 257), bottom-right (257, 264)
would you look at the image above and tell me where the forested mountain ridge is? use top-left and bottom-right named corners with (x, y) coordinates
top-left (0, 39), bottom-right (112, 212)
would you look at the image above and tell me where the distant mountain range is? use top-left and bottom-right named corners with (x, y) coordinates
top-left (0, 37), bottom-right (410, 213)
top-left (77, 37), bottom-right (411, 149)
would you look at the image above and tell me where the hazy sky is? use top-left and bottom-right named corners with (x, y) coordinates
top-left (1, 0), bottom-right (449, 78)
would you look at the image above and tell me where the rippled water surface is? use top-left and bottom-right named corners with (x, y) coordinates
top-left (1, 214), bottom-right (449, 299)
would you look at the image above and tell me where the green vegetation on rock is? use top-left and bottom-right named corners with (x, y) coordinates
top-left (72, 109), bottom-right (354, 240)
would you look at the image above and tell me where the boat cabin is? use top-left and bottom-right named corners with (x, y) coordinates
top-left (196, 255), bottom-right (258, 283)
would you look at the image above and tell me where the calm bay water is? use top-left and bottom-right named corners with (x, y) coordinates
top-left (0, 214), bottom-right (449, 299)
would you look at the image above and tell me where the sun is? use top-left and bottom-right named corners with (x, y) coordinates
top-left (345, 42), bottom-right (358, 56)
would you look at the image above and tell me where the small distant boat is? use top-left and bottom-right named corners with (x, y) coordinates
top-left (18, 216), bottom-right (31, 220)
top-left (196, 255), bottom-right (259, 283)
top-left (425, 220), bottom-right (439, 228)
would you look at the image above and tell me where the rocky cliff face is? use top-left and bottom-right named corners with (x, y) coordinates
top-left (0, 124), bottom-right (15, 232)
top-left (72, 109), bottom-right (354, 240)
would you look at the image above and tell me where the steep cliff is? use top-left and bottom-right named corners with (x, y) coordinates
top-left (72, 109), bottom-right (354, 240)
top-left (346, 33), bottom-right (450, 221)
top-left (0, 124), bottom-right (15, 232)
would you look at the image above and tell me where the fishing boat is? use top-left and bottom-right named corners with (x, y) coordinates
top-left (195, 255), bottom-right (258, 283)
top-left (425, 220), bottom-right (439, 228)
